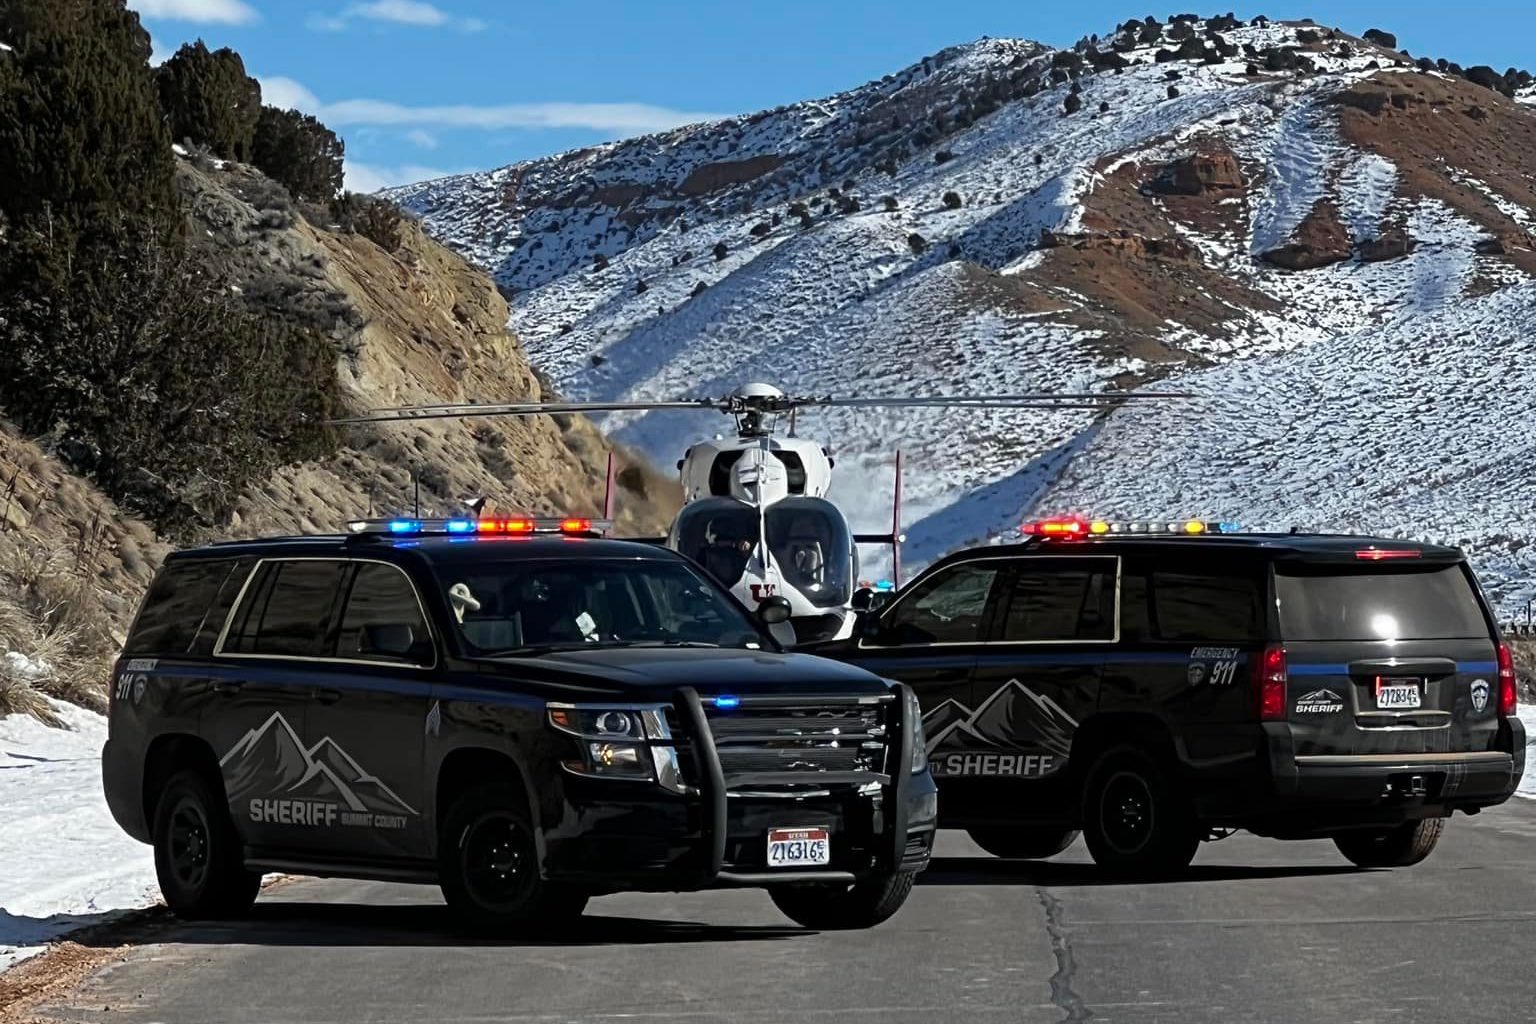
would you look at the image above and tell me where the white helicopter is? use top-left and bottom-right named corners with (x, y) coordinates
top-left (336, 382), bottom-right (1184, 644)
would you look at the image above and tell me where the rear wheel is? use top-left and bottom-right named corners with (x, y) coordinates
top-left (1081, 746), bottom-right (1200, 876)
top-left (1333, 819), bottom-right (1445, 868)
top-left (439, 783), bottom-right (588, 935)
top-left (769, 870), bottom-right (915, 930)
top-left (966, 826), bottom-right (1080, 860)
top-left (152, 769), bottom-right (261, 920)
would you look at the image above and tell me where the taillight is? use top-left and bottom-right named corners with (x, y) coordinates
top-left (1497, 643), bottom-right (1518, 717)
top-left (1256, 644), bottom-right (1287, 720)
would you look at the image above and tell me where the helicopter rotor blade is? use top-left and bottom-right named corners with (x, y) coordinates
top-left (329, 398), bottom-right (721, 426)
top-left (774, 390), bottom-right (1194, 411)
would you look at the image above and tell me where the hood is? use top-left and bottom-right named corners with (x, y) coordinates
top-left (473, 646), bottom-right (891, 701)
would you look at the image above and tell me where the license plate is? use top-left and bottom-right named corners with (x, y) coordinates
top-left (1375, 678), bottom-right (1422, 710)
top-left (767, 827), bottom-right (830, 867)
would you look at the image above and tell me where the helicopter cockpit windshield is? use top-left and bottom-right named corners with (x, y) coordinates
top-left (674, 497), bottom-right (854, 608)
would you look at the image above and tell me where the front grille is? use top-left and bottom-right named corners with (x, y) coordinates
top-left (704, 700), bottom-right (891, 784)
top-left (706, 706), bottom-right (890, 786)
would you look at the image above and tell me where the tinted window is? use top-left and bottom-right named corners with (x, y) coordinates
top-left (881, 562), bottom-right (998, 644)
top-left (1151, 571), bottom-right (1263, 643)
top-left (124, 559), bottom-right (238, 655)
top-left (1276, 565), bottom-right (1487, 641)
top-left (224, 560), bottom-right (345, 657)
top-left (999, 565), bottom-right (1115, 642)
top-left (435, 559), bottom-right (766, 653)
top-left (336, 563), bottom-right (433, 665)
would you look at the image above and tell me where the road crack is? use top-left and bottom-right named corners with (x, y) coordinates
top-left (1036, 887), bottom-right (1093, 1022)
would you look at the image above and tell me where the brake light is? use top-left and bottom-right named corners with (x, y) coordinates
top-left (1498, 642), bottom-right (1518, 717)
top-left (1354, 548), bottom-right (1420, 560)
top-left (1256, 644), bottom-right (1287, 720)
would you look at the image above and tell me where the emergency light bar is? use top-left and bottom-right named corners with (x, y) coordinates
top-left (1021, 517), bottom-right (1242, 539)
top-left (347, 517), bottom-right (612, 537)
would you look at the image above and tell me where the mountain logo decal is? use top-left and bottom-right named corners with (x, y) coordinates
top-left (220, 711), bottom-right (417, 829)
top-left (920, 680), bottom-right (1079, 778)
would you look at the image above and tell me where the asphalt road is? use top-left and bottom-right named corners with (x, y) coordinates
top-left (34, 801), bottom-right (1536, 1024)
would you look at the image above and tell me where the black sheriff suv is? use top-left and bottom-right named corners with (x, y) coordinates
top-left (102, 517), bottom-right (936, 932)
top-left (812, 517), bottom-right (1524, 875)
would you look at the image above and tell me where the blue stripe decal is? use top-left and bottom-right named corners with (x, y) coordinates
top-left (1461, 661), bottom-right (1499, 673)
top-left (1288, 663), bottom-right (1351, 676)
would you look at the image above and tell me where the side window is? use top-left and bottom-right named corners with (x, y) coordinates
top-left (336, 563), bottom-right (434, 666)
top-left (879, 562), bottom-right (999, 645)
top-left (998, 564), bottom-right (1115, 642)
top-left (1149, 571), bottom-right (1262, 643)
top-left (124, 559), bottom-right (239, 656)
top-left (223, 560), bottom-right (346, 658)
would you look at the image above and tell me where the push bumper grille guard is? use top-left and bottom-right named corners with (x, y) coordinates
top-left (672, 685), bottom-right (914, 887)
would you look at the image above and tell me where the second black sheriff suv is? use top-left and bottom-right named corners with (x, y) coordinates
top-left (101, 516), bottom-right (936, 933)
top-left (812, 517), bottom-right (1525, 875)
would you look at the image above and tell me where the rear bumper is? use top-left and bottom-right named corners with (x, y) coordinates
top-left (1239, 718), bottom-right (1525, 835)
top-left (540, 684), bottom-right (937, 891)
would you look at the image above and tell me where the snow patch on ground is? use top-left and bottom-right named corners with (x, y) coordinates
top-left (2, 651), bottom-right (50, 680)
top-left (0, 701), bottom-right (158, 970)
top-left (1337, 153), bottom-right (1398, 242)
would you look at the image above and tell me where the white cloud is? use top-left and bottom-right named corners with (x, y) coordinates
top-left (345, 161), bottom-right (457, 194)
top-left (310, 1), bottom-right (487, 33)
top-left (257, 76), bottom-right (723, 135)
top-left (324, 99), bottom-right (721, 133)
top-left (129, 0), bottom-right (259, 25)
top-left (258, 75), bottom-right (321, 114)
top-left (405, 129), bottom-right (439, 150)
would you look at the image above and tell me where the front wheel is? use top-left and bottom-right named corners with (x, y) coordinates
top-left (439, 784), bottom-right (588, 935)
top-left (152, 769), bottom-right (261, 920)
top-left (967, 827), bottom-right (1080, 860)
top-left (1081, 746), bottom-right (1200, 876)
top-left (1333, 819), bottom-right (1444, 868)
top-left (769, 871), bottom-right (916, 930)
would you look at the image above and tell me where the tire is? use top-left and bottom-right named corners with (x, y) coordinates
top-left (1081, 745), bottom-right (1200, 876)
top-left (438, 783), bottom-right (588, 935)
top-left (769, 870), bottom-right (916, 930)
top-left (966, 827), bottom-right (1080, 860)
top-left (151, 769), bottom-right (261, 920)
top-left (1333, 818), bottom-right (1445, 868)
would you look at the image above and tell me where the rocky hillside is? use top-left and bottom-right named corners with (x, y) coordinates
top-left (391, 14), bottom-right (1536, 612)
top-left (0, 153), bottom-right (677, 721)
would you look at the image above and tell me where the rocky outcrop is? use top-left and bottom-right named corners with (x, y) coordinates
top-left (678, 155), bottom-right (784, 196)
top-left (1260, 202), bottom-right (1352, 270)
top-left (1150, 150), bottom-right (1245, 195)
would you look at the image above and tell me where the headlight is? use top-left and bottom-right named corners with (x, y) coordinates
top-left (548, 703), bottom-right (672, 782)
top-left (904, 687), bottom-right (927, 775)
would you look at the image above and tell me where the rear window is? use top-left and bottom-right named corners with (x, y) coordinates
top-left (124, 559), bottom-right (239, 655)
top-left (222, 560), bottom-right (347, 657)
top-left (1275, 565), bottom-right (1489, 641)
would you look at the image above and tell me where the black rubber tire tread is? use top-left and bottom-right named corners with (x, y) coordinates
top-left (768, 870), bottom-right (916, 930)
top-left (438, 782), bottom-right (588, 935)
top-left (151, 769), bottom-right (261, 920)
top-left (1081, 744), bottom-right (1200, 877)
top-left (1332, 818), bottom-right (1445, 868)
top-left (966, 827), bottom-right (1081, 860)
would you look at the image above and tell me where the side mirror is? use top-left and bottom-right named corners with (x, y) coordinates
top-left (362, 623), bottom-right (417, 658)
top-left (757, 595), bottom-right (793, 625)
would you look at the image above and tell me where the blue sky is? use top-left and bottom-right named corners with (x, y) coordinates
top-left (129, 0), bottom-right (1535, 193)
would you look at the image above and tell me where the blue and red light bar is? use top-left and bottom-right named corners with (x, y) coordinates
top-left (1021, 516), bottom-right (1243, 539)
top-left (348, 517), bottom-right (610, 537)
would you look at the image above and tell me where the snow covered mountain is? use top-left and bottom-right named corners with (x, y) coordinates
top-left (389, 15), bottom-right (1536, 613)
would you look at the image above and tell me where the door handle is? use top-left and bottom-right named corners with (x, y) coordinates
top-left (210, 680), bottom-right (241, 697)
top-left (311, 688), bottom-right (343, 705)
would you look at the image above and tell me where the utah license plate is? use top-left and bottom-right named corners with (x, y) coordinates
top-left (767, 826), bottom-right (830, 867)
top-left (1375, 678), bottom-right (1422, 710)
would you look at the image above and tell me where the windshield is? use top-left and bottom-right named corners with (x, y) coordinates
top-left (674, 496), bottom-right (853, 607)
top-left (435, 559), bottom-right (769, 654)
top-left (1275, 564), bottom-right (1489, 641)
